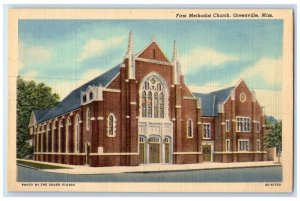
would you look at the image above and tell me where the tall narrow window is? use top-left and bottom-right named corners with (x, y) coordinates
top-left (46, 123), bottom-right (50, 152)
top-left (159, 92), bottom-right (164, 118)
top-left (257, 139), bottom-right (261, 151)
top-left (147, 91), bottom-right (152, 118)
top-left (107, 113), bottom-right (116, 137)
top-left (152, 49), bottom-right (156, 59)
top-left (65, 117), bottom-right (71, 153)
top-left (74, 115), bottom-right (80, 153)
top-left (86, 107), bottom-right (90, 131)
top-left (58, 120), bottom-right (63, 153)
top-left (257, 122), bottom-right (261, 133)
top-left (187, 118), bottom-right (193, 138)
top-left (226, 139), bottom-right (231, 152)
top-left (154, 92), bottom-right (159, 118)
top-left (226, 120), bottom-right (231, 132)
top-left (203, 123), bottom-right (211, 139)
top-left (51, 122), bottom-right (55, 152)
top-left (142, 91), bottom-right (146, 117)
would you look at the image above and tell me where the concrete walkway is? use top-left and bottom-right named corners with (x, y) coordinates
top-left (20, 160), bottom-right (281, 175)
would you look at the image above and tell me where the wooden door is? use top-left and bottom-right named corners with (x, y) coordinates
top-left (149, 143), bottom-right (160, 163)
top-left (203, 145), bottom-right (212, 161)
top-left (139, 143), bottom-right (146, 164)
top-left (164, 143), bottom-right (170, 163)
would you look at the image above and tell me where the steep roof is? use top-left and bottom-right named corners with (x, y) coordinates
top-left (193, 86), bottom-right (234, 117)
top-left (37, 64), bottom-right (121, 124)
top-left (32, 109), bottom-right (50, 123)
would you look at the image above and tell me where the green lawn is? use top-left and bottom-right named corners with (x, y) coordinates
top-left (17, 160), bottom-right (72, 169)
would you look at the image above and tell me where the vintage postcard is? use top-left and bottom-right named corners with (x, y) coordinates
top-left (7, 8), bottom-right (294, 192)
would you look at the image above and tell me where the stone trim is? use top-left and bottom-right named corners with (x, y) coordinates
top-left (103, 88), bottom-right (121, 93)
top-left (89, 152), bottom-right (139, 156)
top-left (135, 57), bottom-right (171, 66)
top-left (34, 152), bottom-right (86, 155)
top-left (173, 152), bottom-right (203, 155)
top-left (214, 151), bottom-right (267, 154)
top-left (183, 96), bottom-right (198, 100)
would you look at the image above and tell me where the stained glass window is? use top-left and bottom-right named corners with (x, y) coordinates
top-left (147, 91), bottom-right (152, 117)
top-left (108, 115), bottom-right (114, 136)
top-left (159, 92), bottom-right (164, 118)
top-left (187, 119), bottom-right (193, 138)
top-left (154, 92), bottom-right (159, 118)
top-left (140, 76), bottom-right (167, 119)
top-left (142, 91), bottom-right (146, 117)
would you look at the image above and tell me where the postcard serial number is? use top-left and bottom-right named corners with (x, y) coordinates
top-left (265, 183), bottom-right (282, 187)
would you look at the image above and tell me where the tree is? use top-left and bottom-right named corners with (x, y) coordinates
top-left (17, 77), bottom-right (60, 158)
top-left (264, 119), bottom-right (282, 163)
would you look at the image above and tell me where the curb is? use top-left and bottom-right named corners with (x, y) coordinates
top-left (40, 164), bottom-right (282, 175)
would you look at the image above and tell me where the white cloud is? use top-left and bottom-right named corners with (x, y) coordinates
top-left (77, 36), bottom-right (126, 62)
top-left (255, 89), bottom-right (282, 120)
top-left (180, 47), bottom-right (238, 74)
top-left (19, 42), bottom-right (51, 69)
top-left (237, 57), bottom-right (282, 86)
top-left (44, 68), bottom-right (105, 100)
top-left (21, 71), bottom-right (39, 81)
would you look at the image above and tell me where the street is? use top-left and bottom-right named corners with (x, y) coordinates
top-left (17, 165), bottom-right (282, 182)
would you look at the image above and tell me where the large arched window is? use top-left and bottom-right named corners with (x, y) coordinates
top-left (58, 119), bottom-right (63, 152)
top-left (51, 121), bottom-right (56, 152)
top-left (74, 114), bottom-right (80, 153)
top-left (107, 113), bottom-right (116, 137)
top-left (187, 118), bottom-right (193, 138)
top-left (140, 75), bottom-right (167, 119)
top-left (46, 123), bottom-right (50, 152)
top-left (65, 117), bottom-right (71, 153)
top-left (86, 107), bottom-right (90, 131)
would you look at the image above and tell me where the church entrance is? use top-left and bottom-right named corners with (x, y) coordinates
top-left (202, 142), bottom-right (214, 162)
top-left (203, 145), bottom-right (212, 161)
top-left (138, 135), bottom-right (172, 164)
top-left (148, 136), bottom-right (161, 163)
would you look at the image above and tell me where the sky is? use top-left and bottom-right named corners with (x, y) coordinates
top-left (18, 19), bottom-right (283, 119)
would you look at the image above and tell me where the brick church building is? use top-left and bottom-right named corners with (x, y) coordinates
top-left (28, 32), bottom-right (268, 167)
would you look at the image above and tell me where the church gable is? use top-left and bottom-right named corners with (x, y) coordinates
top-left (137, 42), bottom-right (169, 62)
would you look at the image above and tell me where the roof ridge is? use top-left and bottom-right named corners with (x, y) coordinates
top-left (192, 86), bottom-right (234, 95)
top-left (36, 63), bottom-right (121, 123)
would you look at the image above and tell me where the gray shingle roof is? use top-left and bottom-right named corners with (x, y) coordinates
top-left (32, 109), bottom-right (50, 122)
top-left (36, 64), bottom-right (121, 123)
top-left (193, 86), bottom-right (235, 117)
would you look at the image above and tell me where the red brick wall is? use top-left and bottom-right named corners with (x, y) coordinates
top-left (138, 42), bottom-right (169, 62)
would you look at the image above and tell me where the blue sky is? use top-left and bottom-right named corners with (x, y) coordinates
top-left (18, 19), bottom-right (283, 118)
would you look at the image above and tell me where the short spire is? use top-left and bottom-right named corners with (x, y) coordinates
top-left (126, 31), bottom-right (135, 79)
top-left (127, 31), bottom-right (134, 55)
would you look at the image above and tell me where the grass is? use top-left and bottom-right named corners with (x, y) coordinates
top-left (17, 160), bottom-right (72, 169)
